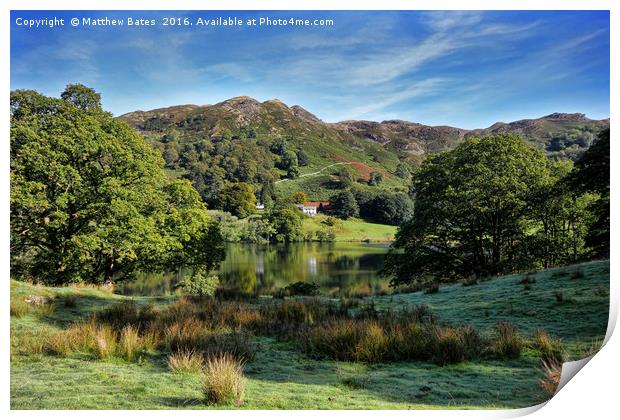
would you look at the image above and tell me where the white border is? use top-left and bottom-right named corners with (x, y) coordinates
top-left (2, 2), bottom-right (616, 420)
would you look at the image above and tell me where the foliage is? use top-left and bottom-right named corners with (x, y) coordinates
top-left (266, 202), bottom-right (304, 243)
top-left (177, 269), bottom-right (219, 297)
top-left (217, 183), bottom-right (256, 218)
top-left (368, 171), bottom-right (384, 186)
top-left (10, 86), bottom-right (225, 285)
top-left (329, 191), bottom-right (360, 219)
top-left (571, 128), bottom-right (610, 257)
top-left (384, 134), bottom-right (593, 287)
top-left (274, 281), bottom-right (320, 298)
top-left (336, 166), bottom-right (356, 188)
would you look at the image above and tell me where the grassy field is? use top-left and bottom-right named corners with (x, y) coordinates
top-left (303, 215), bottom-right (397, 242)
top-left (10, 260), bottom-right (609, 409)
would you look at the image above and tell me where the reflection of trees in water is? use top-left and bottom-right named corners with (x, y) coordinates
top-left (123, 243), bottom-right (390, 296)
top-left (219, 243), bottom-right (390, 295)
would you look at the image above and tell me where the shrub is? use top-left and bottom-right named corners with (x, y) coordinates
top-left (492, 321), bottom-right (522, 358)
top-left (177, 269), bottom-right (219, 297)
top-left (202, 354), bottom-right (246, 405)
top-left (389, 321), bottom-right (430, 360)
top-left (168, 349), bottom-right (205, 373)
top-left (276, 281), bottom-right (320, 298)
top-left (11, 329), bottom-right (49, 355)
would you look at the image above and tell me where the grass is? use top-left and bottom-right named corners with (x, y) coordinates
top-left (202, 354), bottom-right (247, 405)
top-left (10, 259), bottom-right (609, 409)
top-left (303, 215), bottom-right (397, 242)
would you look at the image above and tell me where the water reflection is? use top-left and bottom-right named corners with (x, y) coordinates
top-left (120, 242), bottom-right (390, 296)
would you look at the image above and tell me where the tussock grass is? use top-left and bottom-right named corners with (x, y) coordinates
top-left (202, 354), bottom-right (246, 405)
top-left (539, 359), bottom-right (562, 396)
top-left (119, 325), bottom-right (141, 362)
top-left (531, 328), bottom-right (564, 363)
top-left (168, 349), bottom-right (205, 373)
top-left (492, 321), bottom-right (523, 358)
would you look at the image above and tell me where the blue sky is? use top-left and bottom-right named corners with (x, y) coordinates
top-left (11, 10), bottom-right (609, 128)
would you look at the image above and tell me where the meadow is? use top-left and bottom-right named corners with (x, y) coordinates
top-left (10, 260), bottom-right (609, 409)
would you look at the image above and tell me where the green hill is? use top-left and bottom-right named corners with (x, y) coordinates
top-left (119, 99), bottom-right (609, 203)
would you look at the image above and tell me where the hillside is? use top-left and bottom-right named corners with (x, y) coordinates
top-left (119, 98), bottom-right (609, 202)
top-left (333, 113), bottom-right (609, 161)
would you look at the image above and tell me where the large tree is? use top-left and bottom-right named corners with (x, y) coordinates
top-left (217, 182), bottom-right (257, 218)
top-left (571, 128), bottom-right (610, 257)
top-left (384, 134), bottom-right (552, 286)
top-left (10, 85), bottom-right (224, 285)
top-left (329, 190), bottom-right (359, 219)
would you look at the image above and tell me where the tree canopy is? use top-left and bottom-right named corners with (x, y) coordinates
top-left (10, 86), bottom-right (225, 285)
top-left (383, 134), bottom-right (595, 287)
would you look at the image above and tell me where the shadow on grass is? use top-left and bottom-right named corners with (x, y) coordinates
top-left (241, 337), bottom-right (550, 408)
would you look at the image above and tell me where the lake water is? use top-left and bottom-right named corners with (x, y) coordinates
top-left (119, 242), bottom-right (391, 296)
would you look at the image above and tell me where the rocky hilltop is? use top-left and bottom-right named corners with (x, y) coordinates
top-left (120, 98), bottom-right (609, 161)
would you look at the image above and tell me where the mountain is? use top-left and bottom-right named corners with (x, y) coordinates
top-left (119, 97), bottom-right (609, 201)
top-left (120, 97), bottom-right (407, 202)
top-left (333, 113), bottom-right (609, 161)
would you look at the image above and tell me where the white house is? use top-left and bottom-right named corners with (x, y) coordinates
top-left (296, 204), bottom-right (317, 216)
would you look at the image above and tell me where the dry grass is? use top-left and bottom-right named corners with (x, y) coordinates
top-left (492, 321), bottom-right (523, 358)
top-left (531, 328), bottom-right (564, 363)
top-left (168, 349), bottom-right (205, 373)
top-left (119, 325), bottom-right (141, 361)
top-left (93, 325), bottom-right (117, 359)
top-left (539, 359), bottom-right (562, 396)
top-left (202, 353), bottom-right (246, 405)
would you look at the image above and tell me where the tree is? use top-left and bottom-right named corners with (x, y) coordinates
top-left (395, 162), bottom-right (411, 180)
top-left (329, 191), bottom-right (359, 219)
top-left (571, 128), bottom-right (610, 257)
top-left (369, 192), bottom-right (414, 225)
top-left (266, 203), bottom-right (304, 243)
top-left (280, 150), bottom-right (299, 179)
top-left (296, 149), bottom-right (310, 166)
top-left (529, 160), bottom-right (594, 267)
top-left (288, 191), bottom-right (308, 205)
top-left (60, 83), bottom-right (102, 112)
top-left (383, 134), bottom-right (551, 287)
top-left (337, 166), bottom-right (356, 188)
top-left (217, 182), bottom-right (256, 218)
top-left (368, 171), bottom-right (384, 186)
top-left (163, 143), bottom-right (180, 167)
top-left (10, 86), bottom-right (225, 285)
